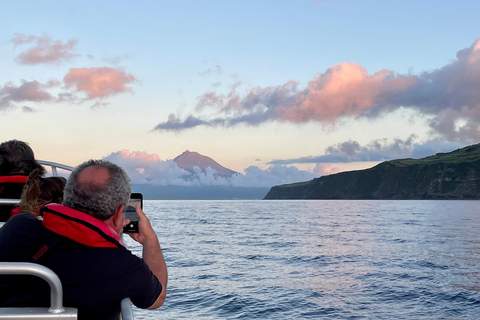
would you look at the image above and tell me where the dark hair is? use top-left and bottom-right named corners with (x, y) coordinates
top-left (63, 160), bottom-right (131, 220)
top-left (19, 169), bottom-right (66, 216)
top-left (0, 140), bottom-right (46, 176)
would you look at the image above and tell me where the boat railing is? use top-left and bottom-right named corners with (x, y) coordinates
top-left (0, 262), bottom-right (78, 319)
top-left (0, 199), bottom-right (20, 206)
top-left (119, 298), bottom-right (135, 320)
top-left (38, 160), bottom-right (74, 177)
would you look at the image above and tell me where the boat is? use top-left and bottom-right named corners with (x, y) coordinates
top-left (0, 160), bottom-right (135, 320)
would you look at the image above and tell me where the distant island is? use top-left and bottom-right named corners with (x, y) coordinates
top-left (132, 150), bottom-right (269, 200)
top-left (264, 143), bottom-right (480, 200)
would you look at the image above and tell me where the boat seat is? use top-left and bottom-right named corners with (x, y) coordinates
top-left (0, 262), bottom-right (78, 319)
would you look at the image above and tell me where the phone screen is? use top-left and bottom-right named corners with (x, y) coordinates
top-left (123, 193), bottom-right (143, 233)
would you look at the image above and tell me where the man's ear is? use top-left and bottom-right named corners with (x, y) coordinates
top-left (111, 205), bottom-right (125, 230)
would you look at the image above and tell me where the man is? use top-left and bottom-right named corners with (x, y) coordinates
top-left (0, 159), bottom-right (167, 320)
top-left (0, 139), bottom-right (46, 221)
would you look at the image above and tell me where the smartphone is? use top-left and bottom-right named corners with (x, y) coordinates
top-left (123, 193), bottom-right (143, 233)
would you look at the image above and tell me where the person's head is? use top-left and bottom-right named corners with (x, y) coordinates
top-left (0, 140), bottom-right (46, 176)
top-left (63, 160), bottom-right (131, 222)
top-left (19, 169), bottom-right (66, 216)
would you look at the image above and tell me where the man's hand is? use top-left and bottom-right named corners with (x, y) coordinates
top-left (125, 203), bottom-right (167, 309)
top-left (126, 204), bottom-right (156, 244)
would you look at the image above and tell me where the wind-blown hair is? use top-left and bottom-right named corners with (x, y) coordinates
top-left (19, 169), bottom-right (66, 217)
top-left (0, 140), bottom-right (46, 176)
top-left (63, 160), bottom-right (131, 220)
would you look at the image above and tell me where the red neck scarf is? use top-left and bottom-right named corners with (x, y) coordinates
top-left (41, 203), bottom-right (124, 248)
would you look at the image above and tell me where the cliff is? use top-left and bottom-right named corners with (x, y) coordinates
top-left (264, 144), bottom-right (480, 200)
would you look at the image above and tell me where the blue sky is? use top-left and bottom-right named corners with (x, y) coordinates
top-left (1, 1), bottom-right (479, 186)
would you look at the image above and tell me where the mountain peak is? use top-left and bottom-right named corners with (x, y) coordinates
top-left (174, 150), bottom-right (237, 176)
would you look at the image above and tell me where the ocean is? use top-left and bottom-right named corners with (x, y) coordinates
top-left (124, 200), bottom-right (480, 319)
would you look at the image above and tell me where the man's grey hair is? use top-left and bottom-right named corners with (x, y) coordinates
top-left (63, 160), bottom-right (131, 220)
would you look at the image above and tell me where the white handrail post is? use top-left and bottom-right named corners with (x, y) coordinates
top-left (120, 298), bottom-right (135, 320)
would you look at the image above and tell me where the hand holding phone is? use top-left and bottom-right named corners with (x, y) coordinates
top-left (123, 193), bottom-right (143, 233)
top-left (126, 202), bottom-right (158, 245)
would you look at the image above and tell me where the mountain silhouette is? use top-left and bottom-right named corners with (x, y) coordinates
top-left (173, 150), bottom-right (237, 177)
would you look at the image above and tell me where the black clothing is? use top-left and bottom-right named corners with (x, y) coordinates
top-left (0, 214), bottom-right (162, 320)
top-left (0, 175), bottom-right (27, 221)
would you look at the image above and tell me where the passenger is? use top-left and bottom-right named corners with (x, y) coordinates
top-left (0, 159), bottom-right (167, 320)
top-left (0, 139), bottom-right (45, 221)
top-left (10, 169), bottom-right (66, 218)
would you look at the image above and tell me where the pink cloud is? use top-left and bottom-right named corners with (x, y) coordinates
top-left (63, 67), bottom-right (137, 99)
top-left (191, 65), bottom-right (414, 123)
top-left (196, 92), bottom-right (224, 111)
top-left (313, 164), bottom-right (341, 176)
top-left (117, 150), bottom-right (161, 162)
top-left (277, 63), bottom-right (414, 122)
top-left (154, 37), bottom-right (480, 145)
top-left (104, 149), bottom-right (317, 187)
top-left (103, 150), bottom-right (189, 185)
top-left (12, 33), bottom-right (78, 65)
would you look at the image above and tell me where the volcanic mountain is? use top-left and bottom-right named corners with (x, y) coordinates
top-left (173, 150), bottom-right (237, 177)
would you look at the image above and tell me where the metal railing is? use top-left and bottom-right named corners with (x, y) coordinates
top-left (119, 298), bottom-right (135, 320)
top-left (0, 262), bottom-right (77, 319)
top-left (38, 160), bottom-right (74, 177)
top-left (0, 199), bottom-right (19, 206)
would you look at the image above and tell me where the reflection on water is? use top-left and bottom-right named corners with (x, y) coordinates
top-left (124, 200), bottom-right (480, 319)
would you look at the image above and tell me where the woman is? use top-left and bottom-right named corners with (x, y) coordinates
top-left (12, 169), bottom-right (66, 218)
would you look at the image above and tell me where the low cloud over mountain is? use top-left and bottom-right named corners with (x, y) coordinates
top-left (103, 150), bottom-right (316, 188)
top-left (268, 137), bottom-right (463, 166)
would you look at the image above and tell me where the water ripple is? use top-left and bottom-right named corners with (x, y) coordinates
top-left (128, 200), bottom-right (480, 319)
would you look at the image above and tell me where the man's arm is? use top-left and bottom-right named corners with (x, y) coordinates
top-left (127, 204), bottom-right (168, 309)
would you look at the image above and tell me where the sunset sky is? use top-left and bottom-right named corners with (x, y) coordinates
top-left (1, 1), bottom-right (480, 187)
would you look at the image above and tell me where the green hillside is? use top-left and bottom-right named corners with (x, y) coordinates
top-left (264, 144), bottom-right (480, 200)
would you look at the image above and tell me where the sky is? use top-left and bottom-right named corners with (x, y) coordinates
top-left (1, 0), bottom-right (480, 187)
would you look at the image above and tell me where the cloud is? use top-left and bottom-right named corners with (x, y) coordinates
top-left (104, 149), bottom-right (317, 187)
top-left (22, 106), bottom-right (37, 113)
top-left (103, 150), bottom-right (190, 185)
top-left (410, 139), bottom-right (465, 159)
top-left (4, 34), bottom-right (137, 111)
top-left (90, 101), bottom-right (109, 109)
top-left (101, 54), bottom-right (131, 65)
top-left (313, 164), bottom-right (341, 176)
top-left (230, 165), bottom-right (317, 187)
top-left (198, 65), bottom-right (223, 76)
top-left (154, 65), bottom-right (412, 131)
top-left (268, 137), bottom-right (464, 165)
top-left (0, 80), bottom-right (54, 109)
top-left (12, 33), bottom-right (78, 65)
top-left (1, 68), bottom-right (137, 110)
top-left (153, 114), bottom-right (213, 131)
top-left (269, 136), bottom-right (417, 164)
top-left (153, 38), bottom-right (480, 143)
top-left (63, 67), bottom-right (137, 99)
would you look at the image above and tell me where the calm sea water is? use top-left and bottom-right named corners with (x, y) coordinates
top-left (124, 200), bottom-right (480, 319)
